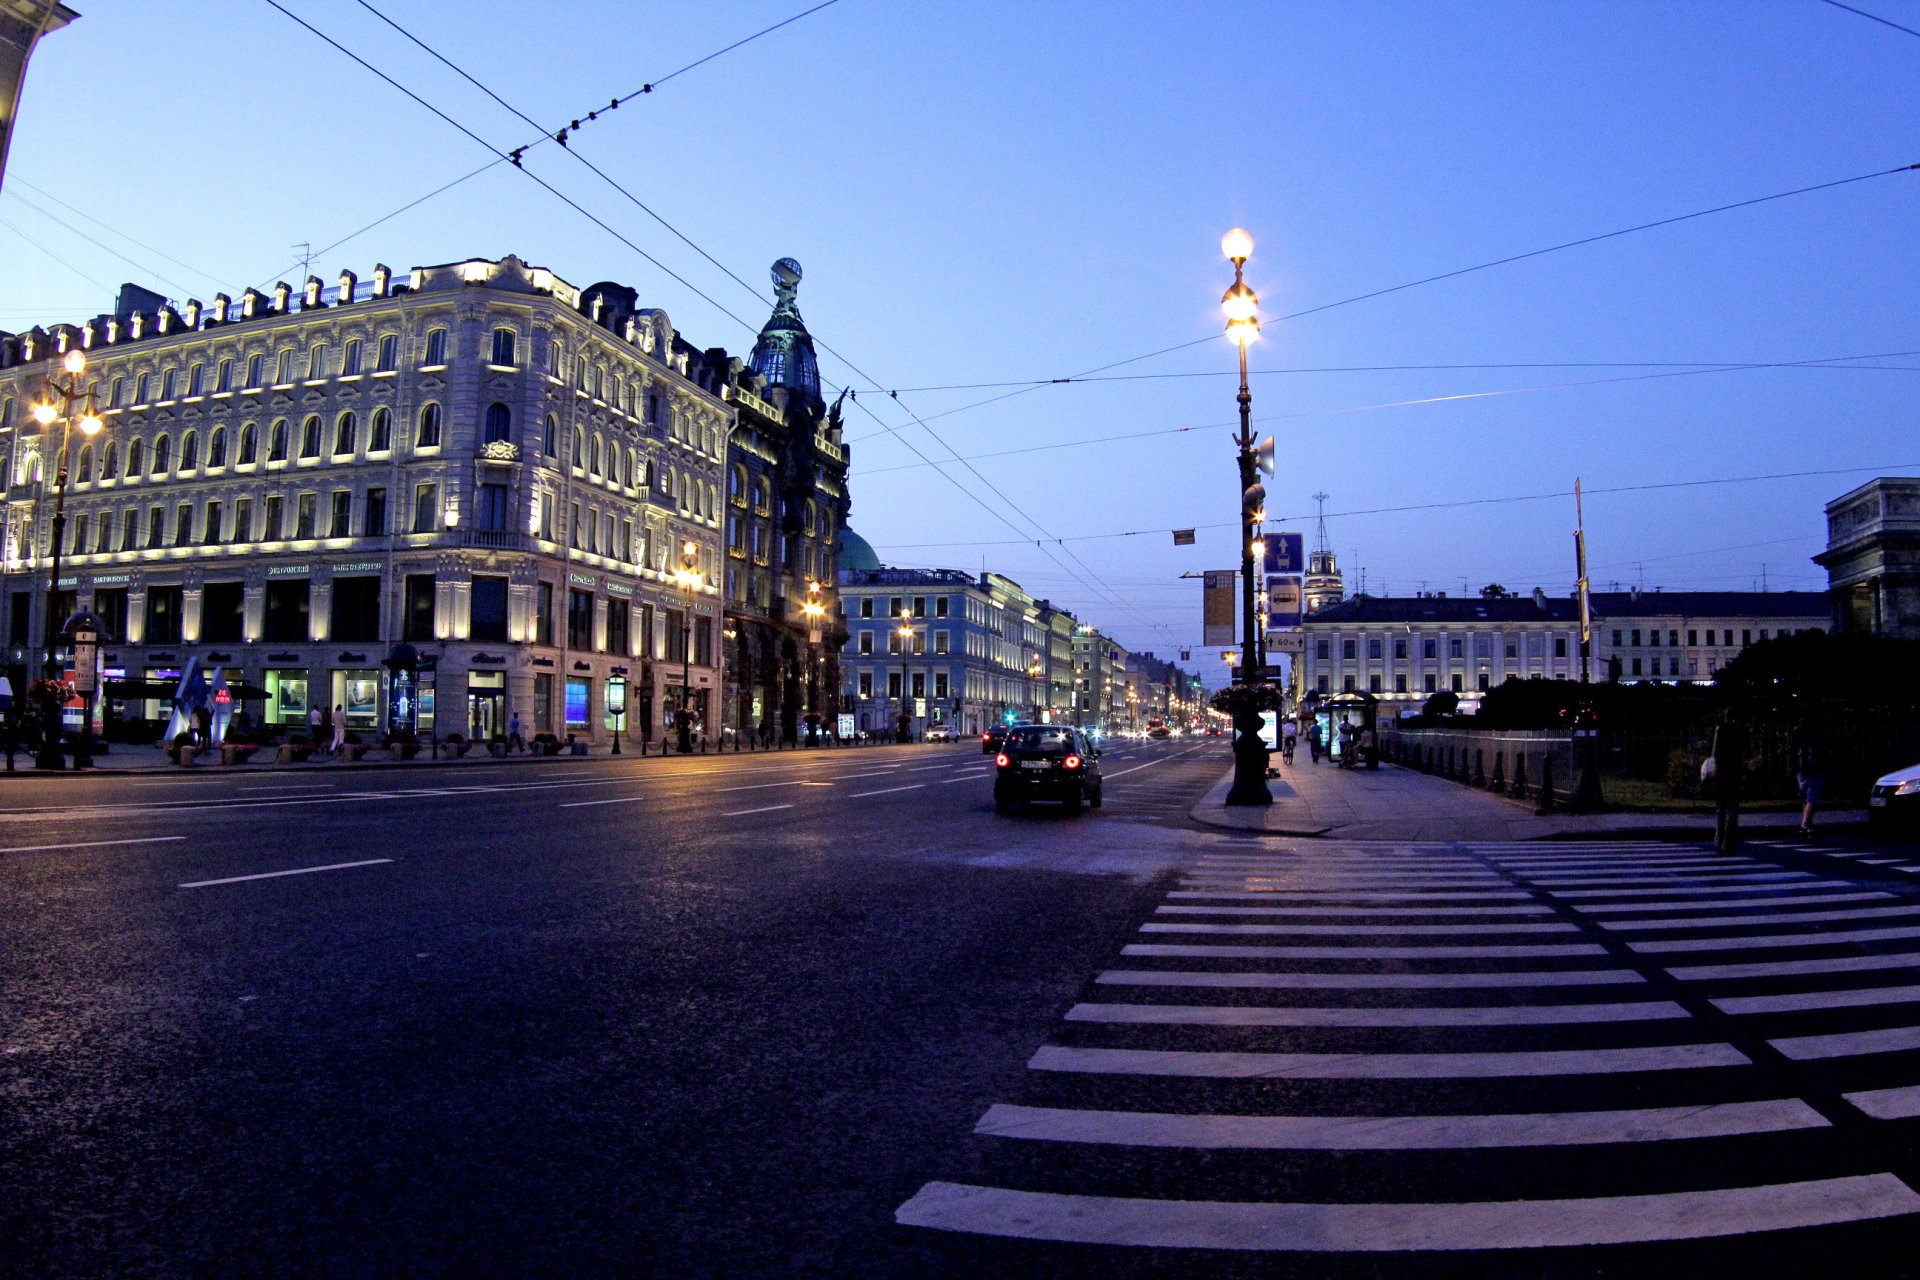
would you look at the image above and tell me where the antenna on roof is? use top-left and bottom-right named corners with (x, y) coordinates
top-left (292, 242), bottom-right (313, 276)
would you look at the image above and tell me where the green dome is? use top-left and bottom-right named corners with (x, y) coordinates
top-left (837, 527), bottom-right (882, 573)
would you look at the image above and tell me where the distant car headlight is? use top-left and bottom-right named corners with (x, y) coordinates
top-left (1896, 779), bottom-right (1920, 797)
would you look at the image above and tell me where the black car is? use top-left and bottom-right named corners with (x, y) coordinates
top-left (993, 724), bottom-right (1103, 814)
top-left (982, 723), bottom-right (1018, 755)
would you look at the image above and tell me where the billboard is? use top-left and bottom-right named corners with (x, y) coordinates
top-left (1262, 531), bottom-right (1305, 576)
top-left (1202, 569), bottom-right (1236, 646)
top-left (1266, 575), bottom-right (1304, 629)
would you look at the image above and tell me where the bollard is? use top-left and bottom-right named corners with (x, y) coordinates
top-left (1511, 752), bottom-right (1529, 801)
top-left (1536, 755), bottom-right (1556, 814)
top-left (1472, 748), bottom-right (1486, 788)
top-left (1490, 751), bottom-right (1506, 793)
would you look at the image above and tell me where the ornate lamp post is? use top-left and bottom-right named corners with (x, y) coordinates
top-left (675, 538), bottom-right (700, 753)
top-left (1220, 228), bottom-right (1274, 805)
top-left (801, 578), bottom-right (824, 744)
top-left (896, 610), bottom-right (916, 742)
top-left (30, 349), bottom-right (103, 770)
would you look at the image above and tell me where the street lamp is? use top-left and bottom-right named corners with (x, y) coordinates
top-left (801, 578), bottom-right (825, 744)
top-left (675, 538), bottom-right (700, 753)
top-left (896, 610), bottom-right (916, 742)
top-left (30, 348), bottom-right (104, 770)
top-left (1027, 653), bottom-right (1043, 721)
top-left (1222, 228), bottom-right (1273, 805)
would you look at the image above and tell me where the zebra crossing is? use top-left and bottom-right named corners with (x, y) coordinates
top-left (896, 838), bottom-right (1920, 1270)
top-left (1747, 833), bottom-right (1920, 879)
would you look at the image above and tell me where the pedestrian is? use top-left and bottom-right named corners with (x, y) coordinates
top-left (1793, 724), bottom-right (1825, 840)
top-left (1359, 724), bottom-right (1375, 769)
top-left (1337, 719), bottom-right (1356, 768)
top-left (506, 711), bottom-right (526, 754)
top-left (1712, 715), bottom-right (1748, 852)
top-left (307, 704), bottom-right (323, 752)
top-left (330, 706), bottom-right (346, 757)
top-left (1308, 720), bottom-right (1322, 764)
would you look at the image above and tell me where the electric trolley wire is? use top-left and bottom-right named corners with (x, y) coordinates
top-left (1818, 0), bottom-right (1920, 41)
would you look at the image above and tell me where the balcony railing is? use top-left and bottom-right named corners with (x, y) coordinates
top-left (464, 528), bottom-right (528, 551)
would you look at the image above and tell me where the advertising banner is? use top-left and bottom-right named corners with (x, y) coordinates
top-left (1202, 569), bottom-right (1236, 646)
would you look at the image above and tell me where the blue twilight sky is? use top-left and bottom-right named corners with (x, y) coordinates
top-left (4, 2), bottom-right (1916, 665)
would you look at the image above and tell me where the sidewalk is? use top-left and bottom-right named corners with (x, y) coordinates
top-left (1190, 756), bottom-right (1865, 842)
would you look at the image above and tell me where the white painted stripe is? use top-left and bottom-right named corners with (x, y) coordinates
top-left (1065, 1000), bottom-right (1687, 1028)
top-left (1558, 882), bottom-right (1848, 901)
top-left (713, 781), bottom-right (807, 793)
top-left (1182, 874), bottom-right (1506, 883)
top-left (1123, 942), bottom-right (1608, 959)
top-left (1524, 872), bottom-right (1813, 887)
top-left (939, 775), bottom-right (983, 784)
top-left (894, 1175), bottom-right (1920, 1250)
top-left (1101, 744), bottom-right (1210, 779)
top-left (1156, 903), bottom-right (1554, 917)
top-left (1770, 1026), bottom-right (1920, 1060)
top-left (1600, 905), bottom-right (1920, 933)
top-left (1668, 951), bottom-right (1920, 981)
top-left (975, 1098), bottom-right (1827, 1150)
top-left (1714, 984), bottom-right (1920, 1015)
top-left (1575, 891), bottom-right (1892, 914)
top-left (718, 804), bottom-right (795, 818)
top-left (835, 769), bottom-right (904, 780)
top-left (1141, 921), bottom-right (1578, 937)
top-left (1098, 967), bottom-right (1644, 989)
top-left (1632, 924), bottom-right (1920, 954)
top-left (1844, 1084), bottom-right (1920, 1120)
top-left (1, 835), bottom-right (186, 855)
top-left (1029, 1042), bottom-right (1747, 1079)
top-left (179, 858), bottom-right (392, 889)
top-left (1176, 890), bottom-right (1534, 901)
top-left (559, 793), bottom-right (654, 809)
top-left (903, 765), bottom-right (953, 772)
top-left (1500, 858), bottom-right (1750, 870)
top-left (848, 784), bottom-right (927, 799)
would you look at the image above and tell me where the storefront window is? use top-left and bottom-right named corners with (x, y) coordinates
top-left (332, 669), bottom-right (382, 728)
top-left (143, 667), bottom-right (181, 723)
top-left (565, 676), bottom-right (590, 727)
top-left (265, 669), bottom-right (308, 725)
top-left (533, 673), bottom-right (553, 732)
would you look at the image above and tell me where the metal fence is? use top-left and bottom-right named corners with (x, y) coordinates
top-left (1382, 718), bottom-right (1920, 811)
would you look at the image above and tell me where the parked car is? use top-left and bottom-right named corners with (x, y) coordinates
top-left (1869, 763), bottom-right (1920, 834)
top-left (993, 724), bottom-right (1103, 814)
top-left (925, 724), bottom-right (957, 742)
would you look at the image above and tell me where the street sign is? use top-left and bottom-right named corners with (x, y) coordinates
top-left (1266, 575), bottom-right (1304, 628)
top-left (1262, 532), bottom-right (1305, 575)
top-left (1202, 569), bottom-right (1235, 645)
top-left (1268, 631), bottom-right (1307, 656)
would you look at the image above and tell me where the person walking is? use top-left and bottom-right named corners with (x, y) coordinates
top-left (307, 704), bottom-right (323, 753)
top-left (506, 711), bottom-right (526, 754)
top-left (1307, 720), bottom-right (1322, 764)
top-left (330, 706), bottom-right (346, 757)
top-left (1712, 715), bottom-right (1748, 853)
top-left (1794, 724), bottom-right (1825, 840)
top-left (1337, 719), bottom-right (1356, 768)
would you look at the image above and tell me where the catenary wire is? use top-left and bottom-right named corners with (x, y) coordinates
top-left (4, 178), bottom-right (226, 289)
top-left (0, 215), bottom-right (116, 294)
top-left (1818, 0), bottom-right (1920, 40)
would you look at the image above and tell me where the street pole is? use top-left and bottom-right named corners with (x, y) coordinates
top-left (1221, 228), bottom-right (1272, 806)
top-left (677, 539), bottom-right (698, 754)
top-left (29, 350), bottom-right (103, 771)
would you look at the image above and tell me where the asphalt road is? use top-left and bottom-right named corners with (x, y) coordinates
top-left (0, 736), bottom-right (1225, 1278)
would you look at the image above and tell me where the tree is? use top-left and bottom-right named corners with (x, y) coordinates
top-left (1479, 583), bottom-right (1511, 599)
top-left (1422, 690), bottom-right (1460, 718)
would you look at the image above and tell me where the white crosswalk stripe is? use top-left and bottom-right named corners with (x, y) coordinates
top-left (899, 836), bottom-right (1920, 1262)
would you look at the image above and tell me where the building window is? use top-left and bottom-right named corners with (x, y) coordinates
top-left (477, 482), bottom-right (510, 531)
top-left (307, 344), bottom-right (327, 380)
top-left (543, 414), bottom-right (558, 457)
top-left (369, 407), bottom-right (391, 452)
top-left (1315, 639), bottom-right (1329, 660)
top-left (491, 328), bottom-right (517, 367)
top-left (152, 435), bottom-right (170, 474)
top-left (537, 582), bottom-right (555, 646)
top-left (245, 354), bottom-right (263, 389)
top-left (416, 403), bottom-right (442, 448)
top-left (341, 339), bottom-right (362, 376)
top-left (239, 424), bottom-right (258, 465)
top-left (1367, 637), bottom-right (1382, 659)
top-left (568, 589), bottom-right (594, 649)
top-left (364, 488), bottom-right (387, 536)
top-left (607, 599), bottom-right (630, 655)
top-left (1555, 637), bottom-right (1568, 658)
top-left (159, 369), bottom-right (175, 401)
top-left (208, 427), bottom-right (227, 468)
top-left (201, 581), bottom-right (243, 643)
top-left (299, 416), bottom-right (321, 459)
top-left (263, 580), bottom-right (310, 642)
top-left (1395, 674), bottom-right (1408, 693)
top-left (413, 482), bottom-right (438, 533)
top-left (268, 420), bottom-right (287, 462)
top-left (469, 575), bottom-right (510, 643)
top-left (233, 498), bottom-right (253, 542)
top-left (1424, 674), bottom-right (1437, 694)
top-left (484, 403), bottom-right (511, 444)
top-left (859, 631), bottom-right (873, 655)
top-left (403, 574), bottom-right (437, 641)
top-left (334, 412), bottom-right (357, 456)
top-left (145, 585), bottom-right (184, 644)
top-left (1451, 674), bottom-right (1463, 693)
top-left (295, 492), bottom-right (316, 539)
top-left (330, 577), bottom-right (381, 643)
top-left (423, 328), bottom-right (447, 366)
top-left (376, 334), bottom-right (398, 372)
top-left (1393, 637), bottom-right (1407, 660)
top-left (146, 505), bottom-right (163, 547)
top-left (1369, 675), bottom-right (1381, 693)
top-left (330, 490), bottom-right (352, 537)
top-left (174, 503), bottom-right (192, 545)
top-left (263, 495), bottom-right (283, 540)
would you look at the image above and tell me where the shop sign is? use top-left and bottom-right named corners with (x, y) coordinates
top-left (605, 581), bottom-right (633, 596)
top-left (568, 572), bottom-right (598, 587)
top-left (267, 564), bottom-right (311, 577)
top-left (334, 561), bottom-right (382, 574)
top-left (57, 576), bottom-right (77, 588)
top-left (472, 652), bottom-right (505, 665)
top-left (90, 573), bottom-right (131, 586)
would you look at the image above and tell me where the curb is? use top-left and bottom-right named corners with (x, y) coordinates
top-left (1187, 769), bottom-right (1334, 838)
top-left (0, 741), bottom-right (887, 778)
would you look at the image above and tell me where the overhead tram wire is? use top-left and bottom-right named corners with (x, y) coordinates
top-left (846, 160), bottom-right (1920, 432)
top-left (854, 348), bottom-right (1920, 475)
top-left (247, 0), bottom-right (839, 291)
top-left (265, 3), bottom-right (1176, 645)
top-left (339, 4), bottom-right (1178, 644)
top-left (4, 178), bottom-right (227, 291)
top-left (0, 215), bottom-right (116, 293)
top-left (3, 190), bottom-right (211, 300)
top-left (1818, 0), bottom-right (1920, 40)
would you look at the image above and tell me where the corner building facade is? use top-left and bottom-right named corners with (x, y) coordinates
top-left (0, 255), bottom-right (729, 745)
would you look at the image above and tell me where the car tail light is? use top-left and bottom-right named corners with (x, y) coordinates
top-left (1064, 755), bottom-right (1082, 770)
top-left (995, 752), bottom-right (1010, 767)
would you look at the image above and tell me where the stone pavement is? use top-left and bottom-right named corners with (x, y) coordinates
top-left (1191, 754), bottom-right (1865, 842)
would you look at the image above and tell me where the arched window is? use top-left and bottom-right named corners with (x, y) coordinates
top-left (299, 415), bottom-right (320, 459)
top-left (589, 434), bottom-right (602, 476)
top-left (238, 424), bottom-right (258, 465)
top-left (416, 403), bottom-right (442, 448)
top-left (180, 431), bottom-right (198, 470)
top-left (77, 443), bottom-right (93, 483)
top-left (708, 483), bottom-right (718, 519)
top-left (490, 328), bottom-right (516, 366)
top-left (542, 414), bottom-right (558, 458)
top-left (152, 435), bottom-right (170, 474)
top-left (626, 448), bottom-right (639, 489)
top-left (369, 407), bottom-right (392, 452)
top-left (208, 427), bottom-right (228, 468)
top-left (804, 499), bottom-right (816, 534)
top-left (729, 464), bottom-right (746, 505)
top-left (571, 426), bottom-right (584, 468)
top-left (126, 439), bottom-right (144, 477)
top-left (483, 402), bottom-right (510, 444)
top-left (268, 420), bottom-right (287, 462)
top-left (334, 412), bottom-right (357, 455)
top-left (103, 441), bottom-right (118, 477)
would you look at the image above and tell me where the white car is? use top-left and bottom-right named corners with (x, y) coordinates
top-left (924, 724), bottom-right (957, 742)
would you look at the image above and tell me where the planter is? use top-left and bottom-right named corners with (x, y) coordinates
top-left (220, 744), bottom-right (258, 766)
top-left (342, 743), bottom-right (370, 762)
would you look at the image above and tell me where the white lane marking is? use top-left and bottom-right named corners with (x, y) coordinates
top-left (903, 765), bottom-right (952, 773)
top-left (2, 835), bottom-right (186, 855)
top-left (1522, 872), bottom-right (1815, 887)
top-left (1065, 1000), bottom-right (1687, 1028)
top-left (1156, 903), bottom-right (1553, 917)
top-left (975, 1098), bottom-right (1827, 1150)
top-left (1557, 881), bottom-right (1847, 901)
top-left (1139, 921), bottom-right (1580, 937)
top-left (1574, 891), bottom-right (1893, 914)
top-left (848, 784), bottom-right (926, 799)
top-left (1714, 983), bottom-right (1920, 1015)
top-left (718, 804), bottom-right (795, 818)
top-left (1632, 924), bottom-right (1920, 954)
top-left (233, 785), bottom-right (338, 794)
top-left (1845, 1084), bottom-right (1920, 1120)
top-left (1668, 951), bottom-right (1920, 982)
top-left (559, 794), bottom-right (655, 809)
top-left (893, 1175), bottom-right (1920, 1251)
top-left (940, 775), bottom-right (984, 785)
top-left (1599, 905), bottom-right (1920, 933)
top-left (1770, 1026), bottom-right (1920, 1060)
top-left (1124, 941), bottom-right (1607, 959)
top-left (836, 769), bottom-right (905, 781)
top-left (1032, 1043), bottom-right (1745, 1080)
top-left (1173, 890), bottom-right (1535, 902)
top-left (1097, 968), bottom-right (1645, 989)
top-left (180, 858), bottom-right (392, 889)
top-left (713, 781), bottom-right (810, 793)
top-left (1101, 744), bottom-right (1209, 779)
